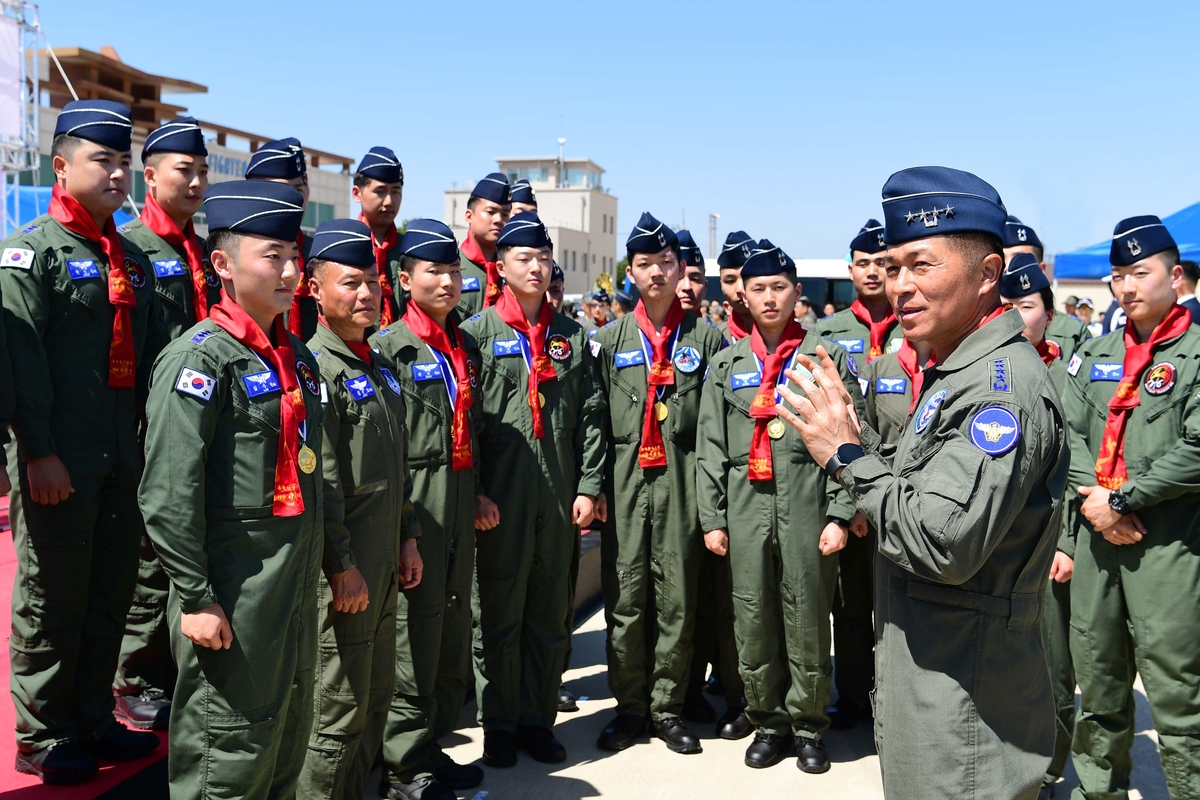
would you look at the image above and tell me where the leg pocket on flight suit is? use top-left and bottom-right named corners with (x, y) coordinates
top-left (395, 604), bottom-right (442, 698)
top-left (649, 556), bottom-right (678, 670)
top-left (1068, 617), bottom-right (1096, 703)
top-left (204, 702), bottom-right (279, 797)
top-left (315, 639), bottom-right (373, 737)
top-left (730, 590), bottom-right (765, 711)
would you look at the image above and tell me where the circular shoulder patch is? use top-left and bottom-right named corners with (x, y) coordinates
top-left (296, 361), bottom-right (320, 396)
top-left (845, 353), bottom-right (859, 377)
top-left (1144, 362), bottom-right (1176, 396)
top-left (914, 388), bottom-right (950, 434)
top-left (125, 258), bottom-right (146, 288)
top-left (674, 345), bottom-right (702, 374)
top-left (547, 333), bottom-right (572, 361)
top-left (203, 259), bottom-right (220, 287)
top-left (969, 406), bottom-right (1021, 456)
top-left (467, 360), bottom-right (479, 388)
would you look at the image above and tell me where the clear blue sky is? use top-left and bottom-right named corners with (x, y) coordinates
top-left (36, 0), bottom-right (1200, 259)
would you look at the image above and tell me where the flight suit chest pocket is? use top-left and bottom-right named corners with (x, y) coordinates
top-left (550, 357), bottom-right (582, 432)
top-left (916, 441), bottom-right (984, 546)
top-left (232, 362), bottom-right (282, 432)
top-left (607, 367), bottom-right (645, 443)
top-left (154, 273), bottom-right (189, 312)
top-left (53, 266), bottom-right (106, 318)
top-left (668, 372), bottom-right (703, 444)
top-left (722, 383), bottom-right (756, 459)
top-left (339, 389), bottom-right (391, 495)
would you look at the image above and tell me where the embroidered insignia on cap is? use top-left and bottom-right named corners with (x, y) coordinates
top-left (66, 259), bottom-right (101, 280)
top-left (615, 350), bottom-right (645, 368)
top-left (461, 276), bottom-right (480, 291)
top-left (1067, 354), bottom-right (1082, 376)
top-left (914, 388), bottom-right (949, 434)
top-left (1127, 238), bottom-right (1141, 257)
top-left (589, 339), bottom-right (602, 358)
top-left (379, 367), bottom-right (402, 395)
top-left (1018, 228), bottom-right (1028, 242)
top-left (970, 406), bottom-right (1021, 455)
top-left (242, 369), bottom-right (280, 397)
top-left (175, 366), bottom-right (216, 401)
top-left (1090, 363), bottom-right (1124, 381)
top-left (413, 362), bottom-right (445, 382)
top-left (126, 259), bottom-right (146, 288)
top-left (493, 339), bottom-right (521, 357)
top-left (876, 377), bottom-right (907, 394)
top-left (732, 371), bottom-right (762, 390)
top-left (2, 247), bottom-right (34, 269)
top-left (297, 361), bottom-right (319, 395)
top-left (547, 333), bottom-right (572, 361)
top-left (345, 375), bottom-right (376, 400)
top-left (674, 346), bottom-right (702, 374)
top-left (1144, 362), bottom-right (1176, 395)
top-left (835, 338), bottom-right (864, 354)
top-left (991, 359), bottom-right (1011, 393)
top-left (153, 259), bottom-right (186, 277)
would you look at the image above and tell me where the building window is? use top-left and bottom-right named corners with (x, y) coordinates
top-left (572, 252), bottom-right (577, 271)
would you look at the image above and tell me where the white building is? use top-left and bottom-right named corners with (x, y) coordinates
top-left (444, 154), bottom-right (618, 295)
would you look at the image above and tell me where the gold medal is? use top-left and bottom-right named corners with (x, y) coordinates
top-left (767, 418), bottom-right (786, 440)
top-left (654, 401), bottom-right (669, 421)
top-left (528, 391), bottom-right (546, 408)
top-left (298, 445), bottom-right (317, 474)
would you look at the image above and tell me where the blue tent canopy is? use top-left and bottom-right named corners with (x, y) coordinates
top-left (1055, 201), bottom-right (1200, 280)
top-left (3, 185), bottom-right (134, 237)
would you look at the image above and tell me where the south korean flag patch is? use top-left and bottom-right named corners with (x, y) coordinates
top-left (1, 247), bottom-right (34, 270)
top-left (175, 367), bottom-right (216, 401)
top-left (1067, 354), bottom-right (1082, 377)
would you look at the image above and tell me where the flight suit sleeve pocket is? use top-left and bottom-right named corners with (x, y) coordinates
top-left (917, 441), bottom-right (985, 545)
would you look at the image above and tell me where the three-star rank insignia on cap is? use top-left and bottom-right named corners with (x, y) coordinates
top-left (547, 333), bottom-right (572, 361)
top-left (969, 406), bottom-right (1021, 456)
top-left (1128, 238), bottom-right (1141, 256)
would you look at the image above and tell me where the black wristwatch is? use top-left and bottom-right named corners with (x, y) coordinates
top-left (828, 516), bottom-right (851, 528)
top-left (1108, 489), bottom-right (1131, 516)
top-left (825, 443), bottom-right (865, 479)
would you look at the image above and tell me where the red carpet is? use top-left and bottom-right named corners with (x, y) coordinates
top-left (0, 495), bottom-right (168, 797)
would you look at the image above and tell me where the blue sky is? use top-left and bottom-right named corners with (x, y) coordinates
top-left (36, 0), bottom-right (1200, 259)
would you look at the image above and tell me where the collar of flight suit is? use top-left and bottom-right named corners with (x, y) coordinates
top-left (930, 308), bottom-right (1027, 374)
top-left (310, 320), bottom-right (374, 370)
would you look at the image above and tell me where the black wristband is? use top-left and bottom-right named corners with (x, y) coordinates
top-left (825, 443), bottom-right (866, 479)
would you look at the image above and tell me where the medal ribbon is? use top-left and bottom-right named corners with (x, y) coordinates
top-left (849, 298), bottom-right (897, 362)
top-left (495, 287), bottom-right (556, 439)
top-left (287, 230), bottom-right (309, 337)
top-left (402, 301), bottom-right (476, 469)
top-left (748, 319), bottom-right (805, 482)
top-left (141, 192), bottom-right (210, 322)
top-left (49, 185), bottom-right (137, 388)
top-left (1095, 304), bottom-right (1190, 490)
top-left (462, 234), bottom-right (503, 308)
top-left (211, 292), bottom-right (307, 516)
top-left (359, 214), bottom-right (398, 327)
top-left (633, 298), bottom-right (686, 468)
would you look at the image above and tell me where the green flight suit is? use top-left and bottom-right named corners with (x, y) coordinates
top-left (114, 219), bottom-right (221, 701)
top-left (840, 310), bottom-right (1069, 800)
top-left (593, 312), bottom-right (725, 721)
top-left (696, 335), bottom-right (863, 738)
top-left (139, 319), bottom-right (324, 800)
top-left (461, 308), bottom-right (606, 732)
top-left (858, 352), bottom-right (913, 449)
top-left (1, 216), bottom-right (158, 752)
top-left (816, 308), bottom-right (903, 711)
top-left (370, 320), bottom-right (484, 782)
top-left (375, 233), bottom-right (407, 322)
top-left (1045, 312), bottom-right (1091, 365)
top-left (1065, 327), bottom-right (1200, 800)
top-left (297, 323), bottom-right (420, 800)
top-left (455, 249), bottom-right (488, 320)
top-left (294, 233), bottom-right (318, 340)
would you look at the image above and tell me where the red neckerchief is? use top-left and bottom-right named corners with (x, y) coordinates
top-left (402, 302), bottom-right (475, 470)
top-left (849, 298), bottom-right (897, 362)
top-left (495, 287), bottom-right (556, 439)
top-left (288, 230), bottom-right (309, 337)
top-left (319, 317), bottom-right (373, 363)
top-left (359, 214), bottom-right (398, 327)
top-left (633, 298), bottom-right (686, 468)
top-left (141, 193), bottom-right (209, 322)
top-left (210, 292), bottom-right (307, 516)
top-left (726, 309), bottom-right (752, 341)
top-left (896, 338), bottom-right (936, 413)
top-left (1096, 304), bottom-right (1191, 490)
top-left (461, 233), bottom-right (502, 308)
top-left (49, 185), bottom-right (136, 388)
top-left (748, 319), bottom-right (805, 482)
top-left (1035, 338), bottom-right (1061, 366)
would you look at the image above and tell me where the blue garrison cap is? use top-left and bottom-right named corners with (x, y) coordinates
top-left (677, 230), bottom-right (704, 267)
top-left (717, 230), bottom-right (754, 269)
top-left (882, 166), bottom-right (1007, 245)
top-left (399, 219), bottom-right (459, 265)
top-left (497, 211), bottom-right (552, 249)
top-left (551, 261), bottom-right (564, 283)
top-left (850, 219), bottom-right (886, 254)
top-left (310, 219), bottom-right (374, 268)
top-left (627, 212), bottom-right (678, 254)
top-left (203, 180), bottom-right (304, 240)
top-left (142, 117), bottom-right (207, 161)
top-left (590, 290), bottom-right (611, 303)
top-left (1111, 215), bottom-right (1177, 267)
top-left (1000, 252), bottom-right (1050, 299)
top-left (54, 100), bottom-right (132, 152)
top-left (471, 172), bottom-right (511, 205)
top-left (741, 239), bottom-right (796, 279)
top-left (614, 289), bottom-right (633, 307)
top-left (246, 139), bottom-right (307, 180)
top-left (356, 146), bottom-right (403, 184)
top-left (510, 179), bottom-right (536, 207)
top-left (282, 138), bottom-right (307, 176)
top-left (1003, 215), bottom-right (1043, 250)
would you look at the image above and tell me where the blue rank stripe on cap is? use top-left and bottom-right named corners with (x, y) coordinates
top-left (850, 219), bottom-right (886, 254)
top-left (310, 219), bottom-right (375, 268)
top-left (627, 211), bottom-right (678, 254)
top-left (1000, 252), bottom-right (1049, 299)
top-left (246, 139), bottom-right (306, 180)
top-left (1110, 215), bottom-right (1176, 267)
top-left (510, 179), bottom-right (536, 206)
top-left (718, 230), bottom-right (754, 269)
top-left (676, 229), bottom-right (704, 267)
top-left (741, 238), bottom-right (795, 279)
top-left (202, 180), bottom-right (305, 240)
top-left (969, 406), bottom-right (1021, 455)
top-left (497, 211), bottom-right (552, 249)
top-left (1003, 215), bottom-right (1043, 250)
top-left (356, 146), bottom-right (403, 184)
top-left (472, 172), bottom-right (511, 205)
top-left (882, 166), bottom-right (1007, 246)
top-left (55, 100), bottom-right (133, 152)
top-left (142, 117), bottom-right (207, 160)
top-left (400, 219), bottom-right (459, 264)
